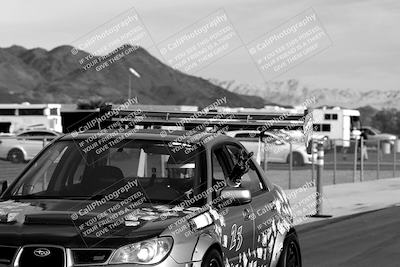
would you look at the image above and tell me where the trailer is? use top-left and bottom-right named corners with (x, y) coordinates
top-left (311, 107), bottom-right (361, 147)
top-left (0, 103), bottom-right (62, 133)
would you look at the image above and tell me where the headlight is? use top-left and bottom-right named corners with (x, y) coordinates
top-left (109, 237), bottom-right (173, 264)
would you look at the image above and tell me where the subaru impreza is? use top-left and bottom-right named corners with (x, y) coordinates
top-left (0, 129), bottom-right (301, 267)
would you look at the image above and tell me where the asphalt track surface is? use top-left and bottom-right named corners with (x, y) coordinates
top-left (298, 206), bottom-right (400, 267)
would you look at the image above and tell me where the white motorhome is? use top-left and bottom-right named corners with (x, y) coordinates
top-left (0, 103), bottom-right (62, 133)
top-left (312, 107), bottom-right (361, 147)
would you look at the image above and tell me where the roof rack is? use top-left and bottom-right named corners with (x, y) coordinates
top-left (98, 105), bottom-right (308, 131)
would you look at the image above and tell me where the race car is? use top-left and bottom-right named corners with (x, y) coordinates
top-left (0, 129), bottom-right (301, 267)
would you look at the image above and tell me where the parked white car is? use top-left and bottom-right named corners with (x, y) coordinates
top-left (274, 129), bottom-right (306, 143)
top-left (0, 130), bottom-right (60, 163)
top-left (226, 130), bottom-right (313, 166)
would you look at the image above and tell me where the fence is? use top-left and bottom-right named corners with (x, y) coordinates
top-left (262, 137), bottom-right (400, 190)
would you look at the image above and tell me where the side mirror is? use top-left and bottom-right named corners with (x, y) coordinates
top-left (0, 180), bottom-right (8, 195)
top-left (220, 187), bottom-right (252, 206)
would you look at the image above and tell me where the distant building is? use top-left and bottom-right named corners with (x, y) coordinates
top-left (0, 103), bottom-right (62, 133)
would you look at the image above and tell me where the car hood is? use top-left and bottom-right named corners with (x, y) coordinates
top-left (0, 199), bottom-right (200, 248)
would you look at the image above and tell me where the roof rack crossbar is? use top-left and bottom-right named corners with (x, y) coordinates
top-left (99, 105), bottom-right (306, 131)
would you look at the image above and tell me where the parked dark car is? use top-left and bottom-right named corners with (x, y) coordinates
top-left (0, 129), bottom-right (301, 267)
top-left (361, 126), bottom-right (397, 145)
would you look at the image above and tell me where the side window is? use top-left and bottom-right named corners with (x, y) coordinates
top-left (63, 153), bottom-right (86, 188)
top-left (212, 153), bottom-right (225, 182)
top-left (225, 144), bottom-right (265, 195)
top-left (71, 157), bottom-right (86, 185)
top-left (37, 131), bottom-right (56, 136)
top-left (264, 135), bottom-right (277, 144)
top-left (211, 148), bottom-right (229, 197)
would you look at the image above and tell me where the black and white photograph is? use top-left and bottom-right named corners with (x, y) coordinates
top-left (0, 1), bottom-right (399, 266)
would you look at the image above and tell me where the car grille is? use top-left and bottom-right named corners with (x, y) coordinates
top-left (1, 246), bottom-right (114, 266)
top-left (18, 246), bottom-right (65, 267)
top-left (0, 245), bottom-right (18, 266)
top-left (72, 249), bottom-right (113, 265)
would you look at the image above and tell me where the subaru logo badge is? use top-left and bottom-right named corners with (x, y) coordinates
top-left (33, 248), bottom-right (51, 257)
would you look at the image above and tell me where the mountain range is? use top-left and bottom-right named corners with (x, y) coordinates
top-left (0, 45), bottom-right (266, 108)
top-left (1, 44), bottom-right (398, 110)
top-left (210, 79), bottom-right (400, 109)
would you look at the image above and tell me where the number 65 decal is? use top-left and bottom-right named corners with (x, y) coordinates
top-left (229, 224), bottom-right (243, 251)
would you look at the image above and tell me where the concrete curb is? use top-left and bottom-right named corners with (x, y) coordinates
top-left (296, 207), bottom-right (388, 234)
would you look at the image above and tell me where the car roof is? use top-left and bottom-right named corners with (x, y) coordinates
top-left (60, 129), bottom-right (237, 147)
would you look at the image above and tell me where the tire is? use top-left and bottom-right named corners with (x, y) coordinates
top-left (287, 152), bottom-right (304, 167)
top-left (277, 232), bottom-right (302, 267)
top-left (7, 149), bottom-right (24, 163)
top-left (201, 249), bottom-right (223, 267)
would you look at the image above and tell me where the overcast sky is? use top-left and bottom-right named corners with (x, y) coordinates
top-left (1, 0), bottom-right (399, 91)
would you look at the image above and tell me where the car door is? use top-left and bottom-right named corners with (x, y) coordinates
top-left (211, 144), bottom-right (255, 267)
top-left (225, 143), bottom-right (281, 266)
top-left (263, 134), bottom-right (288, 163)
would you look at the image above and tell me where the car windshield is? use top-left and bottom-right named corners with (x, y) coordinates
top-left (370, 127), bottom-right (381, 134)
top-left (8, 139), bottom-right (206, 205)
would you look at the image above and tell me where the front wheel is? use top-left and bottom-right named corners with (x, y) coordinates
top-left (7, 149), bottom-right (25, 163)
top-left (202, 249), bottom-right (223, 267)
top-left (287, 152), bottom-right (304, 167)
top-left (278, 232), bottom-right (302, 267)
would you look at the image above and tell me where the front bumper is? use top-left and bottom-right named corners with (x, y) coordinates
top-left (95, 256), bottom-right (202, 267)
top-left (5, 246), bottom-right (202, 267)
